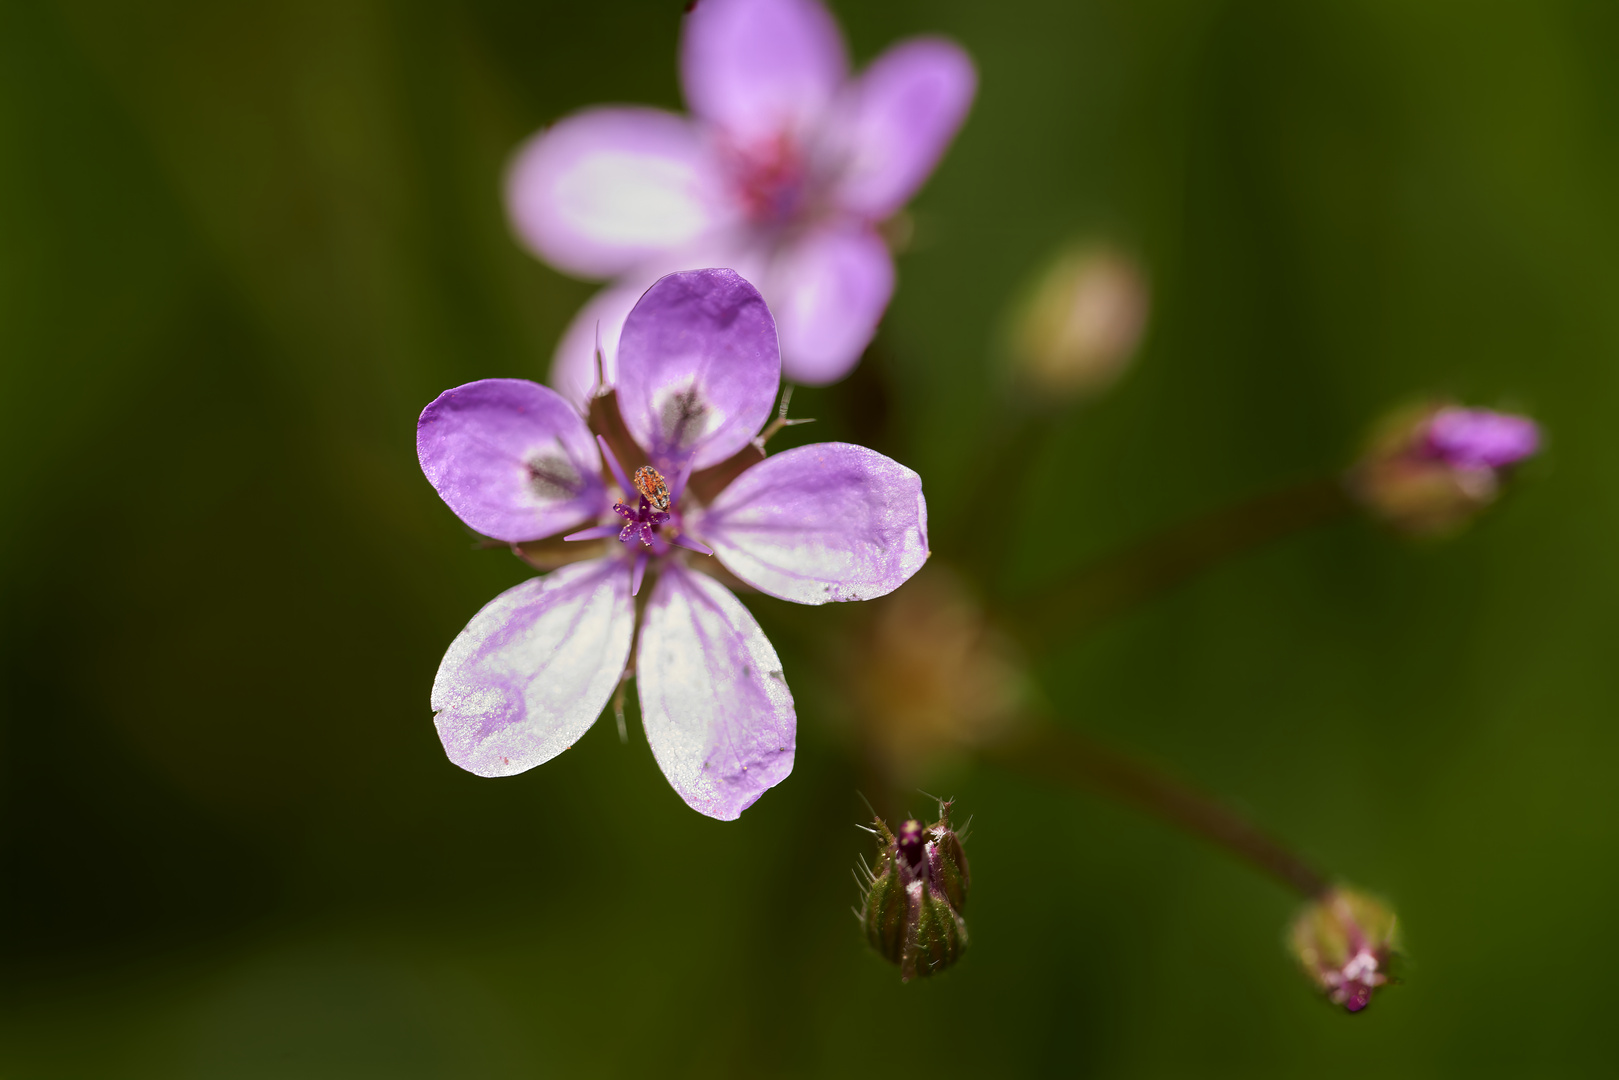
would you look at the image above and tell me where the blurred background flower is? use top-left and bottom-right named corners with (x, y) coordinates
top-left (509, 0), bottom-right (976, 403)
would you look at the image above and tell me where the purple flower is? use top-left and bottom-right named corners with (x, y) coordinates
top-left (1422, 406), bottom-right (1541, 470)
top-left (417, 269), bottom-right (930, 820)
top-left (505, 0), bottom-right (976, 405)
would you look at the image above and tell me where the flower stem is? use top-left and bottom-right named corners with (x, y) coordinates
top-left (1011, 475), bottom-right (1353, 649)
top-left (985, 723), bottom-right (1331, 899)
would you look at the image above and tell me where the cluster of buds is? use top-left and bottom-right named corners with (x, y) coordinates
top-left (1289, 888), bottom-right (1400, 1013)
top-left (1348, 402), bottom-right (1541, 537)
top-left (856, 801), bottom-right (970, 981)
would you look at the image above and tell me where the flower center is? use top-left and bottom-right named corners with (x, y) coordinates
top-left (724, 133), bottom-right (808, 225)
top-left (614, 466), bottom-right (673, 548)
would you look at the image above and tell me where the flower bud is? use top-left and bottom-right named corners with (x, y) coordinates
top-left (1289, 888), bottom-right (1400, 1013)
top-left (857, 801), bottom-right (971, 981)
top-left (1006, 242), bottom-right (1150, 402)
top-left (1347, 402), bottom-right (1541, 537)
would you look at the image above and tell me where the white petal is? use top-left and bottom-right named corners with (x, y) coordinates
top-left (637, 563), bottom-right (795, 819)
top-left (432, 559), bottom-right (634, 777)
top-left (505, 107), bottom-right (726, 279)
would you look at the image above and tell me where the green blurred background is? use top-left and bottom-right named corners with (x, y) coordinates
top-left (3, 0), bottom-right (1616, 1074)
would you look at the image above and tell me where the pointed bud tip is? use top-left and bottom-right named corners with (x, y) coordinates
top-left (1289, 888), bottom-right (1400, 1014)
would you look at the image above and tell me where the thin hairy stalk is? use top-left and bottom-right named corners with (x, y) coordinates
top-left (1012, 476), bottom-right (1353, 648)
top-left (985, 723), bottom-right (1330, 898)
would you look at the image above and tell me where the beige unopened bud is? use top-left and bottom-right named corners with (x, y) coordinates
top-left (1007, 242), bottom-right (1150, 401)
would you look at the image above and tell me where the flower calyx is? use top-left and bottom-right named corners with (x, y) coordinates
top-left (856, 799), bottom-right (971, 982)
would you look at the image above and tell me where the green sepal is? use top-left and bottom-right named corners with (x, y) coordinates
top-left (908, 879), bottom-right (967, 980)
top-left (933, 829), bottom-right (970, 913)
top-left (863, 850), bottom-right (908, 965)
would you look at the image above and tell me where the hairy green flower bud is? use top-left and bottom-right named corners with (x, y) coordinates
top-left (1289, 887), bottom-right (1400, 1012)
top-left (856, 800), bottom-right (971, 981)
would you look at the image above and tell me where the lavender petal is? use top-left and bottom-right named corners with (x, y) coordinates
top-left (505, 107), bottom-right (726, 280)
top-left (670, 533), bottom-right (714, 556)
top-left (549, 239), bottom-right (760, 409)
top-left (637, 562), bottom-right (796, 820)
top-left (828, 37), bottom-right (976, 220)
top-left (432, 558), bottom-right (635, 777)
top-left (1426, 407), bottom-right (1541, 469)
top-left (766, 225), bottom-right (894, 385)
top-left (680, 0), bottom-right (847, 143)
top-left (418, 379), bottom-right (607, 543)
top-left (615, 268), bottom-right (781, 470)
top-left (696, 442), bottom-right (928, 605)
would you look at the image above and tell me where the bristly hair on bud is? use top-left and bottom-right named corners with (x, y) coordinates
top-left (1289, 887), bottom-right (1401, 1013)
top-left (854, 797), bottom-right (971, 982)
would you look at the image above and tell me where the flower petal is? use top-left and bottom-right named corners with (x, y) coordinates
top-left (696, 442), bottom-right (928, 604)
top-left (1426, 407), bottom-right (1541, 469)
top-left (829, 38), bottom-right (976, 220)
top-left (766, 224), bottom-right (894, 385)
top-left (637, 562), bottom-right (795, 819)
top-left (505, 107), bottom-right (726, 279)
top-left (549, 277), bottom-right (642, 411)
top-left (681, 0), bottom-right (847, 142)
top-left (615, 268), bottom-right (781, 470)
top-left (418, 379), bottom-right (607, 543)
top-left (432, 558), bottom-right (635, 777)
top-left (548, 237), bottom-right (764, 410)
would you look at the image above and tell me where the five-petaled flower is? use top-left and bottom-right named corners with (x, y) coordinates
top-left (506, 0), bottom-right (976, 405)
top-left (418, 268), bottom-right (930, 819)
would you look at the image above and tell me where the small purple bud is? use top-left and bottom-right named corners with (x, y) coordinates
top-left (1348, 401), bottom-right (1542, 537)
top-left (857, 801), bottom-right (971, 982)
top-left (1289, 888), bottom-right (1400, 1014)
